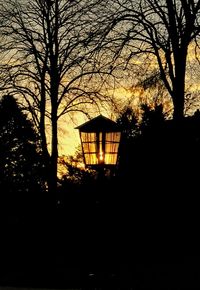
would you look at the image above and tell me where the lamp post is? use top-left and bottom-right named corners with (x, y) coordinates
top-left (76, 115), bottom-right (121, 172)
top-left (75, 115), bottom-right (122, 277)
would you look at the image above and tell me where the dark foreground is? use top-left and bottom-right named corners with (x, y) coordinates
top-left (0, 189), bottom-right (200, 290)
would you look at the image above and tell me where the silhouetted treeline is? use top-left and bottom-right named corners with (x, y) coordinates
top-left (0, 95), bottom-right (51, 285)
top-left (0, 95), bottom-right (46, 194)
top-left (117, 104), bottom-right (200, 195)
top-left (1, 96), bottom-right (200, 288)
top-left (0, 94), bottom-right (48, 215)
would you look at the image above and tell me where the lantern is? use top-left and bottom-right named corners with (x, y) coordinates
top-left (76, 115), bottom-right (121, 167)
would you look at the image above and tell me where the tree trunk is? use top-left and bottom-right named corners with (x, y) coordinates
top-left (48, 0), bottom-right (59, 197)
top-left (172, 84), bottom-right (185, 121)
top-left (172, 47), bottom-right (188, 121)
top-left (50, 107), bottom-right (58, 196)
top-left (39, 74), bottom-right (52, 191)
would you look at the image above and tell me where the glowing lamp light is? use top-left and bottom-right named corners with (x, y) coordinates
top-left (76, 115), bottom-right (121, 167)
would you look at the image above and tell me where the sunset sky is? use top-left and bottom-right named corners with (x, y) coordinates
top-left (1, 0), bottom-right (200, 161)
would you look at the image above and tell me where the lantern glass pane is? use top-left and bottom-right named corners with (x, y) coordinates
top-left (81, 132), bottom-right (96, 142)
top-left (104, 132), bottom-right (121, 165)
top-left (105, 142), bottom-right (119, 153)
top-left (82, 142), bottom-right (96, 153)
top-left (80, 132), bottom-right (98, 165)
top-left (84, 153), bottom-right (98, 165)
top-left (105, 153), bottom-right (118, 164)
top-left (105, 132), bottom-right (121, 142)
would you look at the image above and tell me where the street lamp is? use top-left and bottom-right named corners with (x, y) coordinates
top-left (76, 115), bottom-right (121, 168)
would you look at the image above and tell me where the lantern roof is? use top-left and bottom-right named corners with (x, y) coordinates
top-left (75, 114), bottom-right (120, 132)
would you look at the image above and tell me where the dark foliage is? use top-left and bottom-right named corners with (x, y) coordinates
top-left (0, 94), bottom-right (46, 195)
top-left (1, 99), bottom-right (200, 289)
top-left (55, 105), bottom-right (200, 289)
top-left (116, 103), bottom-right (200, 195)
top-left (0, 95), bottom-right (51, 287)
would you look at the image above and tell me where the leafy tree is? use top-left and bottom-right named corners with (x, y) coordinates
top-left (116, 106), bottom-right (139, 177)
top-left (59, 149), bottom-right (96, 186)
top-left (116, 104), bottom-right (167, 190)
top-left (139, 103), bottom-right (165, 134)
top-left (99, 0), bottom-right (200, 120)
top-left (0, 0), bottom-right (111, 195)
top-left (117, 106), bottom-right (139, 139)
top-left (0, 94), bottom-right (46, 195)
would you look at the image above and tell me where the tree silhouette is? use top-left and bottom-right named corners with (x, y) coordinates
top-left (0, 0), bottom-right (112, 195)
top-left (99, 0), bottom-right (200, 120)
top-left (0, 94), bottom-right (46, 195)
top-left (0, 95), bottom-right (53, 283)
top-left (116, 104), bottom-right (165, 172)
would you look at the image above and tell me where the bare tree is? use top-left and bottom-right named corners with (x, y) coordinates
top-left (98, 0), bottom-right (200, 120)
top-left (0, 0), bottom-right (112, 194)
